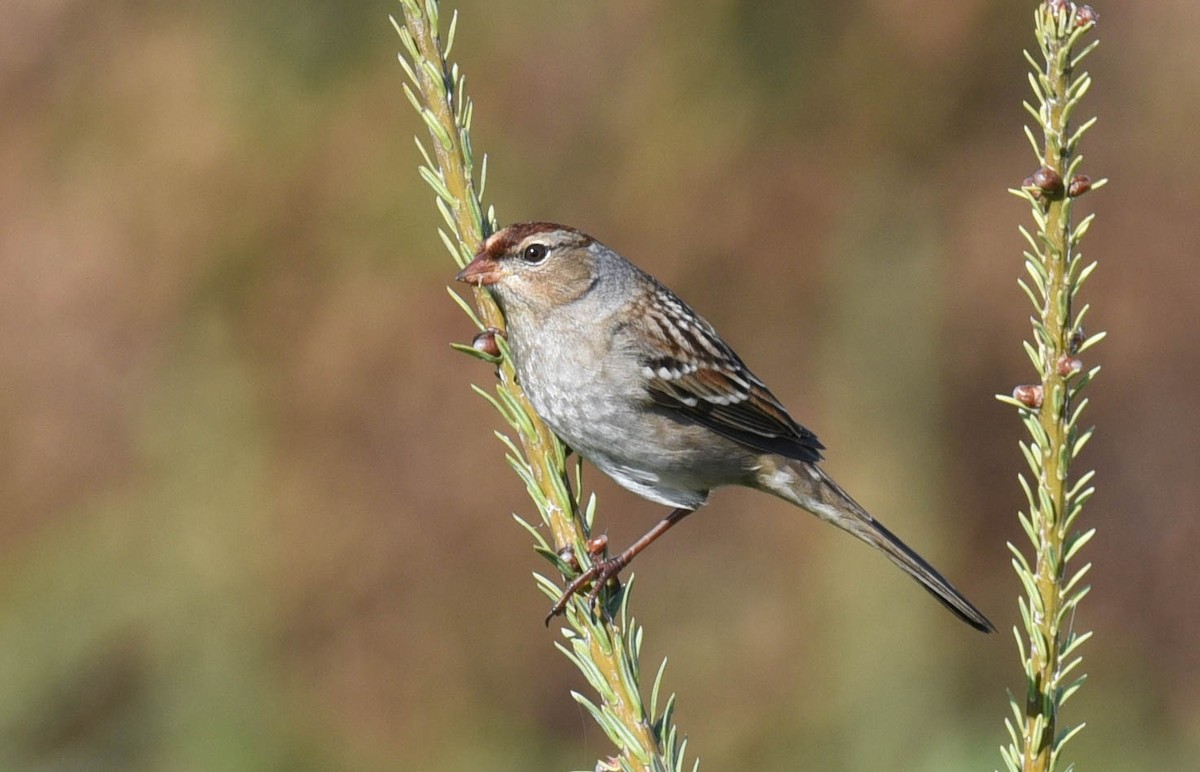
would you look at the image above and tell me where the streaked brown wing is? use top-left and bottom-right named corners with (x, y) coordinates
top-left (634, 284), bottom-right (824, 463)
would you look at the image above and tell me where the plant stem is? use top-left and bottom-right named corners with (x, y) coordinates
top-left (1000, 3), bottom-right (1103, 771)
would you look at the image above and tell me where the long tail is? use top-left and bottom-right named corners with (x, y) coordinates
top-left (756, 458), bottom-right (995, 633)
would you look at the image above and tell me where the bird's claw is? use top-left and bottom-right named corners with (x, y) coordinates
top-left (543, 555), bottom-right (624, 626)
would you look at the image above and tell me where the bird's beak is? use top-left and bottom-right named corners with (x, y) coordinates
top-left (455, 251), bottom-right (503, 286)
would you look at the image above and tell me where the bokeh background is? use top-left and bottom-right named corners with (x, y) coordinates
top-left (2, 1), bottom-right (1197, 769)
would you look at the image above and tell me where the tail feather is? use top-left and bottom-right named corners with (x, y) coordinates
top-left (757, 459), bottom-right (995, 633)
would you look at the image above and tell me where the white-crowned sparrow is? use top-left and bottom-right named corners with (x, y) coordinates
top-left (457, 222), bottom-right (994, 633)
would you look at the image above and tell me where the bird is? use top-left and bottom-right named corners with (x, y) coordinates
top-left (456, 222), bottom-right (994, 633)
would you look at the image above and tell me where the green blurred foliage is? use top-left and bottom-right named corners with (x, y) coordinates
top-left (1, 1), bottom-right (1198, 769)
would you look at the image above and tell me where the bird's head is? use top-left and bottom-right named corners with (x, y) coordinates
top-left (456, 222), bottom-right (601, 314)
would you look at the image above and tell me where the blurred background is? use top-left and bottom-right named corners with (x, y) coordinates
top-left (2, 1), bottom-right (1196, 769)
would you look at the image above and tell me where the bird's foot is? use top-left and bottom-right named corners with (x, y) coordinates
top-left (544, 542), bottom-right (623, 625)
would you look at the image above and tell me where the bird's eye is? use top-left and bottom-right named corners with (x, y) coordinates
top-left (520, 243), bottom-right (549, 263)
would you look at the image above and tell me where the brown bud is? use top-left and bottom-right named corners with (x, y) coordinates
top-left (471, 327), bottom-right (504, 358)
top-left (1022, 176), bottom-right (1042, 199)
top-left (586, 535), bottom-right (609, 558)
top-left (1069, 326), bottom-right (1085, 354)
top-left (1056, 355), bottom-right (1083, 377)
top-left (1076, 5), bottom-right (1098, 26)
top-left (1068, 174), bottom-right (1092, 197)
top-left (1047, 0), bottom-right (1070, 16)
top-left (1013, 384), bottom-right (1044, 409)
top-left (558, 546), bottom-right (580, 572)
top-left (1032, 166), bottom-right (1064, 196)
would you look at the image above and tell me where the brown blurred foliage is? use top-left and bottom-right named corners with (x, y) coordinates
top-left (1, 1), bottom-right (1197, 769)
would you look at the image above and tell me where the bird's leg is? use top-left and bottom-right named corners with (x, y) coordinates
top-left (544, 507), bottom-right (694, 624)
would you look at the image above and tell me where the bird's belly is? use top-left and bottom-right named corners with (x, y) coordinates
top-left (510, 328), bottom-right (757, 507)
top-left (526, 374), bottom-right (756, 508)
